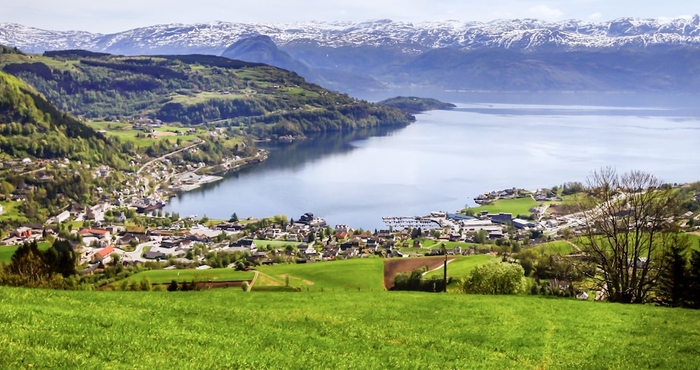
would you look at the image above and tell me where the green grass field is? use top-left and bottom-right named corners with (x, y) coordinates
top-left (1, 287), bottom-right (699, 369)
top-left (527, 241), bottom-right (577, 255)
top-left (0, 241), bottom-right (51, 262)
top-left (253, 239), bottom-right (302, 248)
top-left (123, 268), bottom-right (255, 284)
top-left (254, 258), bottom-right (384, 291)
top-left (86, 122), bottom-right (202, 148)
top-left (0, 200), bottom-right (28, 223)
top-left (689, 233), bottom-right (700, 250)
top-left (468, 197), bottom-right (539, 216)
top-left (424, 255), bottom-right (495, 280)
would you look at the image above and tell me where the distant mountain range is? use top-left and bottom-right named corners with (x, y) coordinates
top-left (3, 17), bottom-right (700, 92)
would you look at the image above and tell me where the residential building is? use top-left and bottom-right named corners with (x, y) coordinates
top-left (12, 227), bottom-right (32, 239)
top-left (91, 246), bottom-right (114, 264)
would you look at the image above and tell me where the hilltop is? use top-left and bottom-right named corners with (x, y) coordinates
top-left (0, 48), bottom-right (412, 140)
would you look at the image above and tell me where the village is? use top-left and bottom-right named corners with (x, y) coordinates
top-left (2, 167), bottom-right (700, 277)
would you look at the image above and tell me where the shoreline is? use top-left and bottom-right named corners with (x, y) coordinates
top-left (166, 149), bottom-right (269, 196)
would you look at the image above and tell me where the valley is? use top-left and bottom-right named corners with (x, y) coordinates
top-left (2, 8), bottom-right (700, 369)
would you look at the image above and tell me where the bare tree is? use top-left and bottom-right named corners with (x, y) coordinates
top-left (575, 167), bottom-right (678, 303)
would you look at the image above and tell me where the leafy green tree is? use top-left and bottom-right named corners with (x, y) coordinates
top-left (140, 276), bottom-right (152, 291)
top-left (473, 230), bottom-right (487, 244)
top-left (462, 262), bottom-right (524, 295)
top-left (229, 212), bottom-right (239, 222)
top-left (7, 241), bottom-right (49, 284)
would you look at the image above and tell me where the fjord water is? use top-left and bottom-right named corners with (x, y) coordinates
top-left (165, 102), bottom-right (700, 229)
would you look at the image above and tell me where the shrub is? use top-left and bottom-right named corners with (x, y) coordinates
top-left (462, 262), bottom-right (524, 295)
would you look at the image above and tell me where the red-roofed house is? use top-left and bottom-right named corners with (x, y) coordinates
top-left (91, 246), bottom-right (114, 264)
top-left (12, 227), bottom-right (32, 239)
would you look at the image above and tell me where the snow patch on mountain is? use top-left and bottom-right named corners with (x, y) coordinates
top-left (3, 16), bottom-right (700, 54)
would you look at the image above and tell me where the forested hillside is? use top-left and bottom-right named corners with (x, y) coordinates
top-left (0, 48), bottom-right (412, 139)
top-left (377, 96), bottom-right (456, 114)
top-left (0, 69), bottom-right (130, 168)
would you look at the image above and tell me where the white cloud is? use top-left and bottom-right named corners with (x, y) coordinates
top-left (528, 5), bottom-right (564, 20)
top-left (589, 12), bottom-right (602, 20)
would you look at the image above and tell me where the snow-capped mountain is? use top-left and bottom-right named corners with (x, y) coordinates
top-left (4, 17), bottom-right (700, 93)
top-left (3, 16), bottom-right (700, 55)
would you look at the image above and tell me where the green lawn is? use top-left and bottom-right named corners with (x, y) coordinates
top-left (527, 240), bottom-right (577, 255)
top-left (0, 200), bottom-right (28, 223)
top-left (688, 233), bottom-right (700, 251)
top-left (255, 258), bottom-right (384, 291)
top-left (86, 122), bottom-right (202, 148)
top-left (253, 239), bottom-right (302, 248)
top-left (0, 241), bottom-right (51, 262)
top-left (123, 268), bottom-right (255, 284)
top-left (1, 287), bottom-right (700, 369)
top-left (168, 91), bottom-right (246, 105)
top-left (468, 197), bottom-right (539, 216)
top-left (424, 255), bottom-right (495, 280)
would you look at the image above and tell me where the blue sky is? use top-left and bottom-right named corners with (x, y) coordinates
top-left (4, 0), bottom-right (697, 33)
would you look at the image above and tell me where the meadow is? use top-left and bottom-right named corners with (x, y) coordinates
top-left (122, 268), bottom-right (255, 284)
top-left (0, 241), bottom-right (51, 262)
top-left (0, 200), bottom-right (28, 224)
top-left (468, 197), bottom-right (539, 216)
top-left (424, 255), bottom-right (495, 280)
top-left (1, 287), bottom-right (699, 369)
top-left (86, 121), bottom-right (203, 148)
top-left (254, 258), bottom-right (385, 291)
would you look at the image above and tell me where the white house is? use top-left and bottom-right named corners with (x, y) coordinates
top-left (55, 210), bottom-right (70, 223)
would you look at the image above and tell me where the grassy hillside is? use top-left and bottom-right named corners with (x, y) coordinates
top-left (254, 258), bottom-right (385, 291)
top-left (122, 268), bottom-right (255, 285)
top-left (467, 197), bottom-right (539, 217)
top-left (424, 255), bottom-right (495, 280)
top-left (0, 49), bottom-right (413, 139)
top-left (1, 287), bottom-right (699, 369)
top-left (0, 241), bottom-right (51, 262)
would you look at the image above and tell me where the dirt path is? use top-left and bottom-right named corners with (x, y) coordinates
top-left (246, 271), bottom-right (260, 291)
top-left (422, 259), bottom-right (454, 276)
top-left (563, 240), bottom-right (582, 252)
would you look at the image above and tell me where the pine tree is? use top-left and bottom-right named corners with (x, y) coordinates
top-left (655, 239), bottom-right (690, 307)
top-left (687, 250), bottom-right (700, 309)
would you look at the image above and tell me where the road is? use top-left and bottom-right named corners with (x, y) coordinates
top-left (136, 142), bottom-right (201, 195)
top-left (122, 240), bottom-right (159, 262)
top-left (136, 142), bottom-right (201, 175)
top-left (19, 167), bottom-right (46, 176)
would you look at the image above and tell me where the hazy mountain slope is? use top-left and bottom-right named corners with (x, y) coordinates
top-left (4, 16), bottom-right (700, 92)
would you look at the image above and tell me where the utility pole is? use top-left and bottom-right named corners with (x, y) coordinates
top-left (443, 245), bottom-right (448, 293)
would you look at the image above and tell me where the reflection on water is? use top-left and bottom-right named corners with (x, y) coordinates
top-left (166, 102), bottom-right (700, 229)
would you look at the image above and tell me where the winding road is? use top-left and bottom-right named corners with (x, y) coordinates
top-left (136, 142), bottom-right (201, 175)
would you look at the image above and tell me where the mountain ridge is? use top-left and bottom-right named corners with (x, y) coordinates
top-left (4, 16), bottom-right (700, 55)
top-left (4, 17), bottom-right (700, 93)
